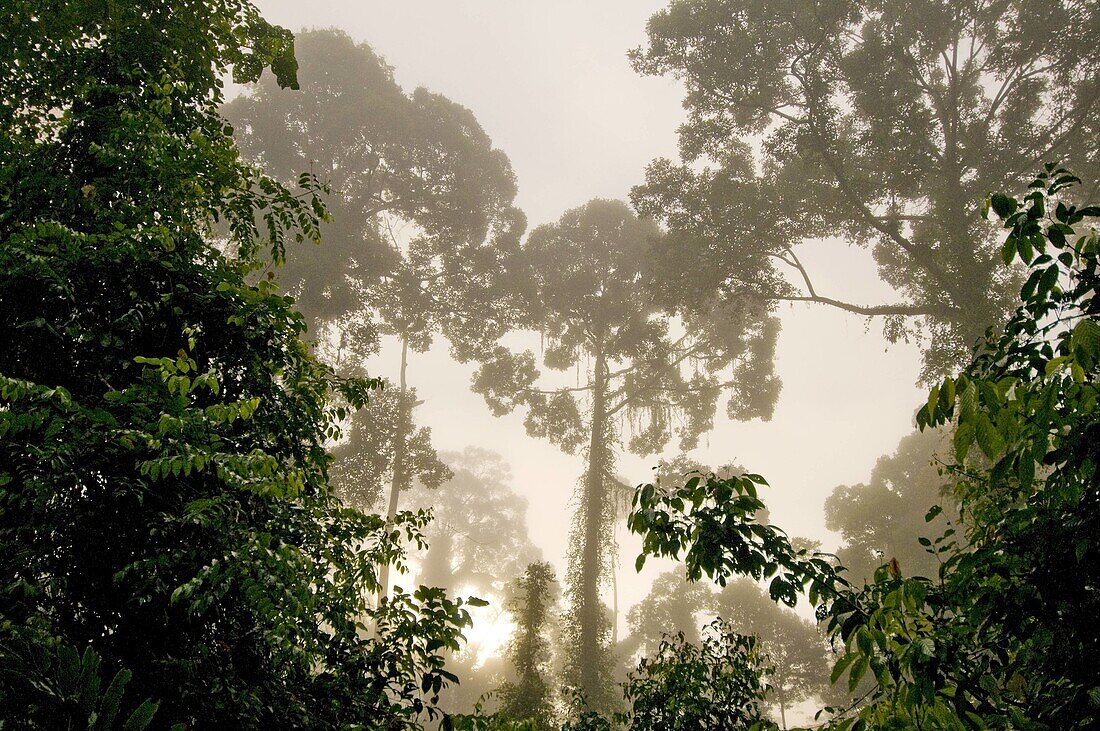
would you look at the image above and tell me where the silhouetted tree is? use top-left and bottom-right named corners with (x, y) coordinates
top-left (714, 579), bottom-right (828, 730)
top-left (473, 199), bottom-right (779, 715)
top-left (498, 562), bottom-right (561, 731)
top-left (825, 428), bottom-right (957, 585)
top-left (330, 385), bottom-right (451, 511)
top-left (407, 448), bottom-right (541, 596)
top-left (224, 28), bottom-right (526, 596)
top-left (623, 570), bottom-right (713, 662)
top-left (631, 0), bottom-right (1100, 380)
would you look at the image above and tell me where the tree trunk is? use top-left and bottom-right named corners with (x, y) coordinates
top-left (611, 551), bottom-right (618, 647)
top-left (379, 335), bottom-right (410, 602)
top-left (421, 529), bottom-right (452, 589)
top-left (578, 346), bottom-right (609, 704)
top-left (777, 681), bottom-right (787, 731)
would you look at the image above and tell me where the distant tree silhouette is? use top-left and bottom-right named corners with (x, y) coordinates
top-left (498, 562), bottom-right (561, 731)
top-left (631, 0), bottom-right (1100, 380)
top-left (472, 199), bottom-right (780, 715)
top-left (825, 428), bottom-right (958, 585)
top-left (224, 29), bottom-right (526, 596)
top-left (623, 570), bottom-right (713, 662)
top-left (407, 448), bottom-right (541, 597)
top-left (329, 386), bottom-right (451, 510)
top-left (713, 579), bottom-right (828, 730)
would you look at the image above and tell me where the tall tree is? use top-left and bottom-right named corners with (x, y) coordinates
top-left (630, 0), bottom-right (1100, 379)
top-left (224, 28), bottom-right (526, 595)
top-left (0, 3), bottom-right (479, 727)
top-left (824, 427), bottom-right (957, 585)
top-left (473, 199), bottom-right (780, 714)
top-left (498, 562), bottom-right (561, 731)
top-left (407, 448), bottom-right (541, 596)
top-left (627, 168), bottom-right (1100, 727)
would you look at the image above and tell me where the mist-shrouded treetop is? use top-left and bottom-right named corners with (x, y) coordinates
top-left (329, 385), bottom-right (452, 511)
top-left (631, 0), bottom-right (1100, 380)
top-left (825, 427), bottom-right (957, 585)
top-left (406, 448), bottom-right (542, 597)
top-left (473, 198), bottom-right (780, 715)
top-left (223, 27), bottom-right (527, 366)
top-left (225, 28), bottom-right (529, 600)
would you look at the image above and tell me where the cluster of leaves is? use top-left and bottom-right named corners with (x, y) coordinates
top-left (0, 635), bottom-right (156, 731)
top-left (0, 2), bottom-right (484, 728)
top-left (623, 569), bottom-right (828, 725)
top-left (629, 472), bottom-right (843, 607)
top-left (616, 620), bottom-right (776, 731)
top-left (630, 0), bottom-right (1100, 380)
top-left (627, 167), bottom-right (1100, 729)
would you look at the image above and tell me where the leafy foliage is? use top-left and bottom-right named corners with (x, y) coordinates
top-left (0, 635), bottom-right (157, 731)
top-left (631, 0), bottom-right (1100, 380)
top-left (714, 579), bottom-right (829, 728)
top-left (629, 471), bottom-right (843, 606)
top-left (628, 167), bottom-right (1100, 729)
top-left (0, 3), bottom-right (482, 727)
top-left (617, 619), bottom-right (777, 731)
top-left (623, 570), bottom-right (827, 728)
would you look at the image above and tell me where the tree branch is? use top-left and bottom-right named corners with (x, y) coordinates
top-left (770, 295), bottom-right (943, 317)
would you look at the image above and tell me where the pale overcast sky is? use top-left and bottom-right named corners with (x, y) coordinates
top-left (249, 0), bottom-right (928, 625)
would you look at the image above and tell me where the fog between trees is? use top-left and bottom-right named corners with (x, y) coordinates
top-left (2, 0), bottom-right (1098, 729)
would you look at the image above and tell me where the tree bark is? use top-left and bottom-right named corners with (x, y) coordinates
top-left (778, 682), bottom-right (787, 731)
top-left (379, 335), bottom-right (410, 602)
top-left (578, 345), bottom-right (609, 702)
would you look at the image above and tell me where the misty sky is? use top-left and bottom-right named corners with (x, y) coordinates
top-left (248, 0), bottom-right (928, 622)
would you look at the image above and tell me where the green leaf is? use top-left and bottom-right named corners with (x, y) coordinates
top-left (975, 413), bottom-right (1004, 460)
top-left (990, 193), bottom-right (1018, 219)
top-left (1071, 319), bottom-right (1100, 366)
top-left (953, 421), bottom-right (975, 462)
top-left (122, 700), bottom-right (159, 731)
top-left (830, 652), bottom-right (857, 685)
top-left (848, 655), bottom-right (869, 692)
